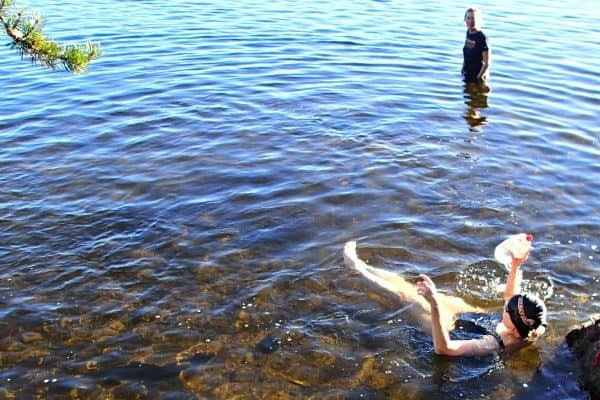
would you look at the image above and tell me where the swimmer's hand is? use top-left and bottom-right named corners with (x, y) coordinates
top-left (510, 247), bottom-right (531, 269)
top-left (416, 274), bottom-right (438, 303)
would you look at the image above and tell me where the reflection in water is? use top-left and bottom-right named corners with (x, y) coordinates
top-left (463, 81), bottom-right (491, 132)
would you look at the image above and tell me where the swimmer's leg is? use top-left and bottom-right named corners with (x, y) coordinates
top-left (344, 241), bottom-right (428, 307)
top-left (344, 241), bottom-right (480, 332)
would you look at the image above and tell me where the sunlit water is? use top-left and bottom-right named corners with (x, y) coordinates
top-left (1, 0), bottom-right (599, 398)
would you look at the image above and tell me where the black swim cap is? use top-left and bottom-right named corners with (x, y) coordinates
top-left (506, 293), bottom-right (547, 339)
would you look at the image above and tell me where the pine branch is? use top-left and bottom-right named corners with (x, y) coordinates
top-left (1, 0), bottom-right (100, 73)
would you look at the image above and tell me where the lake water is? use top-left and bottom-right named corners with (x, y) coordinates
top-left (1, 0), bottom-right (598, 398)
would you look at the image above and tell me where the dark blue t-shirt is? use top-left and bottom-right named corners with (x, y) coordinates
top-left (463, 30), bottom-right (489, 81)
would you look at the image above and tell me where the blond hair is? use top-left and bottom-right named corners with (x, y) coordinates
top-left (464, 7), bottom-right (483, 30)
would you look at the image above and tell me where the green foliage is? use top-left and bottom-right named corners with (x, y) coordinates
top-left (1, 0), bottom-right (100, 73)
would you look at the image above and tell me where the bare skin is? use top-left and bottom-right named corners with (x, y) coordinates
top-left (343, 241), bottom-right (479, 333)
top-left (344, 240), bottom-right (534, 356)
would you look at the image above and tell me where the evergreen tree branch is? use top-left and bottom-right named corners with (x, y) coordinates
top-left (1, 0), bottom-right (100, 73)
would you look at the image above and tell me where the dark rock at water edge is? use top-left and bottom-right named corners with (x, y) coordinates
top-left (566, 314), bottom-right (600, 400)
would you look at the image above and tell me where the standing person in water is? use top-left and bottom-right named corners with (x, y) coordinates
top-left (462, 7), bottom-right (490, 82)
top-left (343, 237), bottom-right (547, 356)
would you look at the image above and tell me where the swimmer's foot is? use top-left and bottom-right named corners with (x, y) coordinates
top-left (344, 241), bottom-right (366, 270)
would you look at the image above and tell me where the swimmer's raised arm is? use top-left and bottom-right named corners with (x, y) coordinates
top-left (504, 248), bottom-right (529, 302)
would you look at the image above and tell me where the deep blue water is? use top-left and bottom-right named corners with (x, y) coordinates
top-left (1, 0), bottom-right (598, 398)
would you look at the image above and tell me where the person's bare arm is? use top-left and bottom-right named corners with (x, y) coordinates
top-left (504, 248), bottom-right (530, 302)
top-left (477, 49), bottom-right (490, 80)
top-left (417, 274), bottom-right (499, 356)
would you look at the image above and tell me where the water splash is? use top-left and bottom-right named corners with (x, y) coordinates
top-left (456, 259), bottom-right (553, 305)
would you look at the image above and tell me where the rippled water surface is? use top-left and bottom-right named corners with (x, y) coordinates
top-left (1, 0), bottom-right (599, 398)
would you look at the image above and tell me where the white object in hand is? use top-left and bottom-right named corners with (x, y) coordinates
top-left (494, 233), bottom-right (533, 270)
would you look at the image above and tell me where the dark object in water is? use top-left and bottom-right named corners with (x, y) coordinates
top-left (256, 334), bottom-right (279, 354)
top-left (88, 353), bottom-right (213, 387)
top-left (565, 314), bottom-right (600, 400)
top-left (358, 327), bottom-right (391, 350)
top-left (190, 352), bottom-right (214, 365)
top-left (90, 362), bottom-right (181, 386)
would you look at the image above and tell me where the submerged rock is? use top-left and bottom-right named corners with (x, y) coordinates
top-left (565, 314), bottom-right (600, 400)
top-left (89, 362), bottom-right (181, 386)
top-left (256, 335), bottom-right (279, 354)
top-left (356, 356), bottom-right (395, 390)
top-left (20, 331), bottom-right (43, 343)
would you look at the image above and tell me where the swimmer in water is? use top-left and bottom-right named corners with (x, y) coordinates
top-left (343, 240), bottom-right (547, 356)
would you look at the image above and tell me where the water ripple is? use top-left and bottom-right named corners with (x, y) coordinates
top-left (0, 0), bottom-right (598, 398)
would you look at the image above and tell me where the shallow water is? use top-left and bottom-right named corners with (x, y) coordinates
top-left (1, 0), bottom-right (599, 398)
